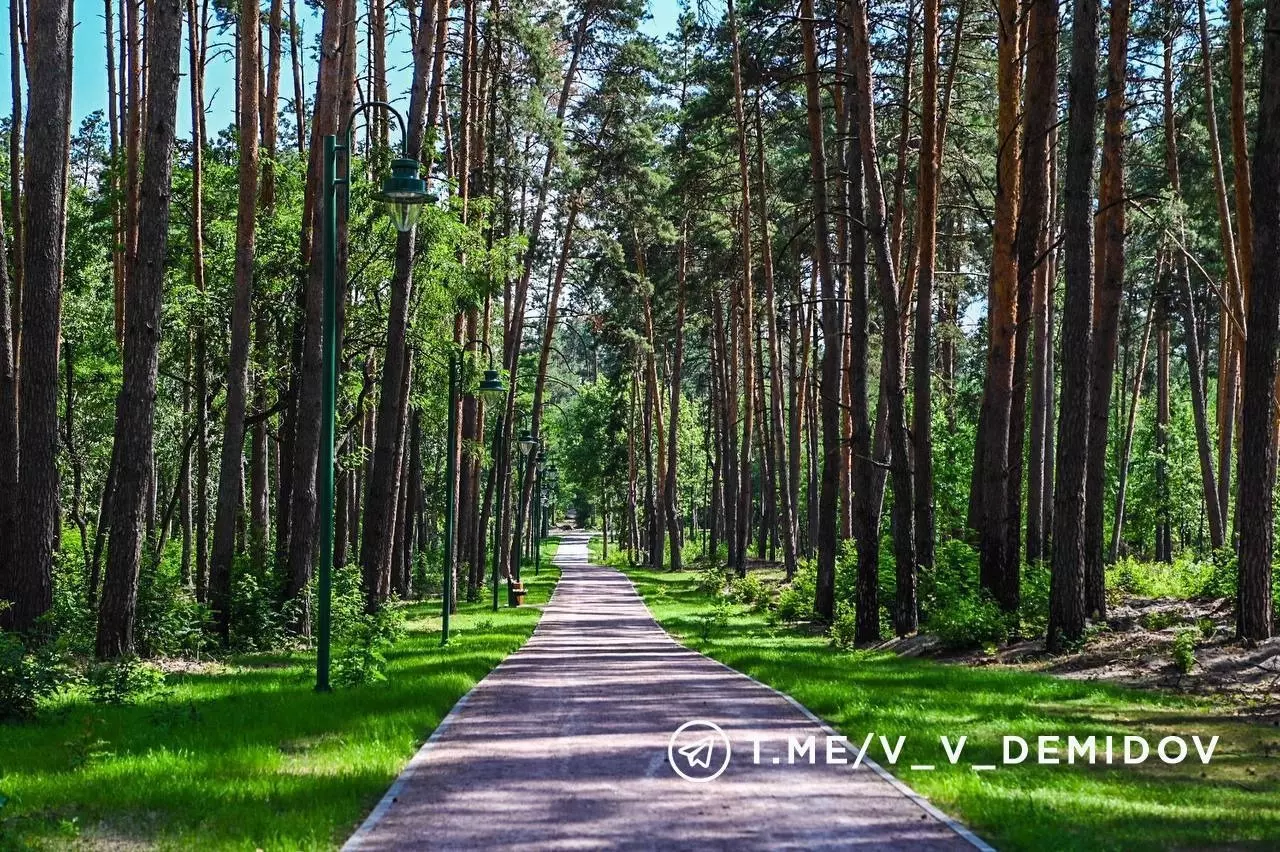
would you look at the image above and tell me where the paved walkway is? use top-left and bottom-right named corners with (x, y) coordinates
top-left (345, 534), bottom-right (986, 851)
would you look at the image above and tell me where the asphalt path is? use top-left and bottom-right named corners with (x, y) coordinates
top-left (345, 533), bottom-right (987, 851)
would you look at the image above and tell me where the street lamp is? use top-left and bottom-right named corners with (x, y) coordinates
top-left (317, 101), bottom-right (431, 692)
top-left (533, 449), bottom-right (546, 576)
top-left (545, 463), bottom-right (559, 540)
top-left (442, 341), bottom-right (504, 645)
top-left (511, 430), bottom-right (538, 601)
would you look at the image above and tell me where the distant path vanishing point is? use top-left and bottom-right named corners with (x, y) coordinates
top-left (345, 533), bottom-right (989, 851)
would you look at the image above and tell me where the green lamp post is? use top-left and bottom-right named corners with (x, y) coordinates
top-left (532, 448), bottom-right (546, 576)
top-left (317, 102), bottom-right (431, 692)
top-left (442, 353), bottom-right (504, 645)
top-left (510, 429), bottom-right (538, 601)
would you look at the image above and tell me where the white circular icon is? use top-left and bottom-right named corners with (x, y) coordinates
top-left (668, 720), bottom-right (733, 782)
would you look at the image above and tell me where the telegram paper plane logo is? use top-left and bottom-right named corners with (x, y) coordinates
top-left (668, 720), bottom-right (732, 782)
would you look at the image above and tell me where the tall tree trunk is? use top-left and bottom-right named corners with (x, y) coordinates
top-left (7, 0), bottom-right (74, 634)
top-left (1049, 0), bottom-right (1100, 651)
top-left (359, 0), bottom-right (436, 611)
top-left (848, 0), bottom-right (918, 635)
top-left (282, 0), bottom-right (348, 627)
top-left (1196, 0), bottom-right (1245, 534)
top-left (1012, 0), bottom-right (1058, 579)
top-left (975, 0), bottom-right (1022, 607)
top-left (911, 0), bottom-right (940, 576)
top-left (1082, 0), bottom-right (1129, 620)
top-left (96, 0), bottom-right (184, 658)
top-left (210, 0), bottom-right (260, 643)
top-left (1235, 0), bottom-right (1280, 642)
top-left (727, 0), bottom-right (754, 578)
top-left (800, 0), bottom-right (840, 622)
top-left (1163, 25), bottom-right (1225, 548)
top-left (0, 201), bottom-right (18, 625)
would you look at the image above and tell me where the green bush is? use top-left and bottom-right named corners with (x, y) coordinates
top-left (86, 657), bottom-right (167, 705)
top-left (695, 565), bottom-right (730, 596)
top-left (828, 610), bottom-right (859, 650)
top-left (696, 598), bottom-right (734, 642)
top-left (1172, 628), bottom-right (1197, 674)
top-left (231, 568), bottom-right (288, 652)
top-left (730, 572), bottom-right (770, 609)
top-left (331, 583), bottom-right (407, 689)
top-left (775, 563), bottom-right (817, 622)
top-left (918, 540), bottom-right (1010, 647)
top-left (0, 630), bottom-right (77, 721)
top-left (929, 593), bottom-right (1009, 648)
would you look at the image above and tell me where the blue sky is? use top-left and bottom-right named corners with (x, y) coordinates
top-left (3, 0), bottom-right (683, 141)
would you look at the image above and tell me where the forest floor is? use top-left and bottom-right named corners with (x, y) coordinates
top-left (0, 556), bottom-right (560, 851)
top-left (621, 562), bottom-right (1280, 851)
top-left (939, 596), bottom-right (1280, 716)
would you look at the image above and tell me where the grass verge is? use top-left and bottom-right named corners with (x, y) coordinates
top-left (619, 562), bottom-right (1280, 852)
top-left (0, 562), bottom-right (560, 851)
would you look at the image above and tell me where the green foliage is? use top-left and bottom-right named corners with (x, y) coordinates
top-left (694, 564), bottom-right (730, 596)
top-left (775, 564), bottom-right (817, 623)
top-left (328, 568), bottom-right (407, 688)
top-left (695, 598), bottom-right (733, 642)
top-left (1019, 560), bottom-right (1052, 637)
top-left (930, 594), bottom-right (1010, 649)
top-left (1107, 551), bottom-right (1235, 600)
top-left (729, 572), bottom-right (770, 610)
top-left (230, 567), bottom-right (292, 653)
top-left (828, 610), bottom-right (859, 651)
top-left (0, 631), bottom-right (77, 721)
top-left (1172, 629), bottom-right (1197, 674)
top-left (86, 657), bottom-right (167, 705)
top-left (921, 540), bottom-right (1009, 648)
top-left (1141, 610), bottom-right (1186, 631)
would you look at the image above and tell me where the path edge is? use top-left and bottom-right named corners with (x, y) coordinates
top-left (616, 567), bottom-right (996, 852)
top-left (341, 564), bottom-right (569, 851)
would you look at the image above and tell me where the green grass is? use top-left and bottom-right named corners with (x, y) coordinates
top-left (0, 564), bottom-right (560, 851)
top-left (621, 565), bottom-right (1280, 852)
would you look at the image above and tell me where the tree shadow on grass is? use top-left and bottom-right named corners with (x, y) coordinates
top-left (0, 571), bottom-right (561, 851)
top-left (630, 568), bottom-right (1280, 852)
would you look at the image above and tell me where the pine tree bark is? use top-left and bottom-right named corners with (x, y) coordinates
top-left (209, 0), bottom-right (260, 642)
top-left (800, 0), bottom-right (841, 622)
top-left (975, 0), bottom-right (1021, 607)
top-left (848, 0), bottom-right (918, 634)
top-left (727, 0), bottom-right (754, 577)
top-left (1083, 0), bottom-right (1129, 619)
top-left (1048, 0), bottom-right (1100, 651)
top-left (1236, 0), bottom-right (1280, 642)
top-left (0, 203), bottom-right (18, 627)
top-left (359, 0), bottom-right (436, 611)
top-left (97, 0), bottom-right (184, 658)
top-left (911, 0), bottom-right (940, 577)
top-left (1011, 0), bottom-right (1057, 579)
top-left (282, 0), bottom-right (348, 627)
top-left (7, 0), bottom-right (74, 634)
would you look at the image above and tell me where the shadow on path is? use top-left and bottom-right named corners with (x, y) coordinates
top-left (345, 534), bottom-right (983, 851)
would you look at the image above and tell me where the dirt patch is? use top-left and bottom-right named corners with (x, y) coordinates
top-left (933, 596), bottom-right (1280, 718)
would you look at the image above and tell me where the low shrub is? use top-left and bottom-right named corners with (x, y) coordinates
top-left (730, 572), bottom-right (770, 609)
top-left (0, 630), bottom-right (77, 720)
top-left (929, 593), bottom-right (1009, 648)
top-left (86, 657), bottom-right (167, 705)
top-left (695, 565), bottom-right (731, 596)
top-left (1172, 628), bottom-right (1197, 674)
top-left (828, 610), bottom-right (859, 650)
top-left (775, 564), bottom-right (817, 622)
top-left (332, 596), bottom-right (406, 688)
top-left (696, 599), bottom-right (734, 642)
